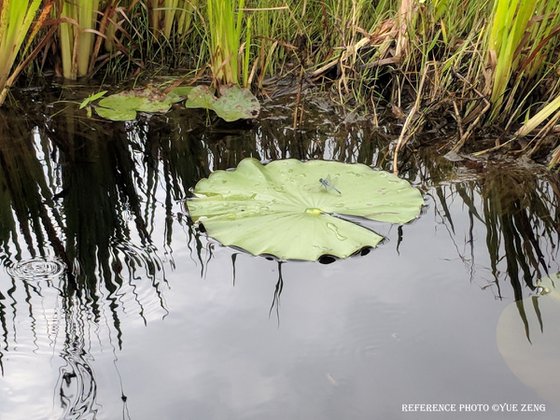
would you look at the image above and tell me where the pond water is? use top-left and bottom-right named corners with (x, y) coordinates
top-left (0, 93), bottom-right (559, 420)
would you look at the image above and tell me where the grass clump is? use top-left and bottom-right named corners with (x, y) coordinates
top-left (205, 0), bottom-right (247, 86)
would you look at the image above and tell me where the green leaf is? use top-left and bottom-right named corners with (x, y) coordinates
top-left (186, 158), bottom-right (423, 261)
top-left (185, 85), bottom-right (260, 121)
top-left (79, 90), bottom-right (108, 109)
top-left (497, 272), bottom-right (560, 405)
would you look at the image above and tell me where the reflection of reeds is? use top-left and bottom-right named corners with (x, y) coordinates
top-left (55, 303), bottom-right (100, 419)
top-left (481, 171), bottom-right (557, 293)
top-left (45, 109), bottom-right (169, 333)
top-left (428, 161), bottom-right (559, 302)
top-left (0, 104), bottom-right (210, 362)
top-left (416, 153), bottom-right (559, 337)
top-left (0, 111), bottom-right (64, 259)
top-left (2, 90), bottom-right (559, 381)
top-left (0, 109), bottom-right (67, 376)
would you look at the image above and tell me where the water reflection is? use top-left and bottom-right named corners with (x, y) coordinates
top-left (0, 96), bottom-right (559, 417)
top-left (0, 106), bottom-right (203, 412)
top-left (426, 162), bottom-right (560, 329)
top-left (497, 272), bottom-right (560, 405)
top-left (7, 256), bottom-right (66, 280)
top-left (56, 308), bottom-right (100, 420)
top-left (269, 261), bottom-right (284, 324)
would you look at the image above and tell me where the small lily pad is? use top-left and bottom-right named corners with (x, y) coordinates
top-left (186, 158), bottom-right (423, 261)
top-left (184, 85), bottom-right (260, 122)
top-left (93, 86), bottom-right (186, 121)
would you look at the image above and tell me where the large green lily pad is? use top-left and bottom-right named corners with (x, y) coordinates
top-left (94, 86), bottom-right (187, 121)
top-left (497, 272), bottom-right (560, 405)
top-left (184, 85), bottom-right (260, 121)
top-left (186, 158), bottom-right (423, 261)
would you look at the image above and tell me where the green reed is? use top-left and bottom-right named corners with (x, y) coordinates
top-left (147, 0), bottom-right (194, 40)
top-left (58, 0), bottom-right (100, 79)
top-left (0, 0), bottom-right (44, 105)
top-left (485, 0), bottom-right (560, 122)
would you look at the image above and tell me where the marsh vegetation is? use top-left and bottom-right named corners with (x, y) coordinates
top-left (0, 0), bottom-right (558, 167)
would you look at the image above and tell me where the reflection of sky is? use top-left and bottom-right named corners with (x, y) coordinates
top-left (1, 144), bottom-right (560, 418)
top-left (1, 356), bottom-right (61, 419)
top-left (105, 201), bottom-right (558, 420)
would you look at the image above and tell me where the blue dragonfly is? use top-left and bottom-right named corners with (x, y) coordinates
top-left (319, 176), bottom-right (341, 195)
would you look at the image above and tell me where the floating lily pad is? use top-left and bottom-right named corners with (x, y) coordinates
top-left (497, 272), bottom-right (560, 405)
top-left (186, 158), bottom-right (423, 261)
top-left (184, 85), bottom-right (260, 121)
top-left (94, 86), bottom-right (186, 121)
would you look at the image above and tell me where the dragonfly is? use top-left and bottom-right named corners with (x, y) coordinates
top-left (319, 176), bottom-right (341, 195)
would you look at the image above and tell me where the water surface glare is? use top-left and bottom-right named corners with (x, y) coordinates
top-left (0, 99), bottom-right (559, 419)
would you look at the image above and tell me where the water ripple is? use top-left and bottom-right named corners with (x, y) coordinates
top-left (7, 257), bottom-right (66, 281)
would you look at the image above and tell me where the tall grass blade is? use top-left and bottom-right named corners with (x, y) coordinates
top-left (515, 95), bottom-right (560, 138)
top-left (0, 0), bottom-right (43, 105)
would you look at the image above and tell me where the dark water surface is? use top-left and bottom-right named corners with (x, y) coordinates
top-left (0, 95), bottom-right (559, 420)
